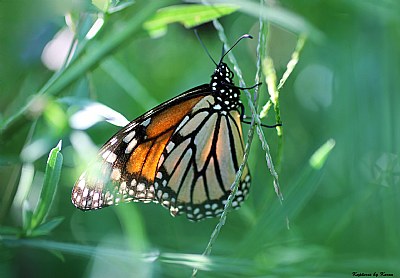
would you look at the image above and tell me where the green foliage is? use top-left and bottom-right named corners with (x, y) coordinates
top-left (1, 142), bottom-right (64, 238)
top-left (30, 141), bottom-right (63, 230)
top-left (1, 0), bottom-right (399, 277)
top-left (144, 4), bottom-right (239, 38)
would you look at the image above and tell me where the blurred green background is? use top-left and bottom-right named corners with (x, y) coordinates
top-left (1, 0), bottom-right (399, 277)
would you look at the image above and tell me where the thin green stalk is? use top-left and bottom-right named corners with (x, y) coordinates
top-left (259, 34), bottom-right (306, 170)
top-left (277, 34), bottom-right (306, 91)
top-left (193, 3), bottom-right (281, 275)
top-left (253, 0), bottom-right (267, 105)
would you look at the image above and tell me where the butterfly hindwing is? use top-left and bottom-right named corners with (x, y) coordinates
top-left (153, 95), bottom-right (251, 221)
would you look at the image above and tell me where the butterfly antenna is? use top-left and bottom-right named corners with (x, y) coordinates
top-left (220, 34), bottom-right (253, 63)
top-left (194, 29), bottom-right (217, 66)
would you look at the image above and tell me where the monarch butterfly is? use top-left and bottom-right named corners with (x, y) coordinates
top-left (72, 34), bottom-right (276, 221)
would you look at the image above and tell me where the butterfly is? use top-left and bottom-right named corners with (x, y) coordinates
top-left (72, 34), bottom-right (268, 221)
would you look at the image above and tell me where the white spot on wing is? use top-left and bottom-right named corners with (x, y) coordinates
top-left (77, 179), bottom-right (85, 190)
top-left (175, 115), bottom-right (190, 134)
top-left (110, 137), bottom-right (118, 145)
top-left (166, 141), bottom-right (175, 153)
top-left (137, 183), bottom-right (145, 192)
top-left (119, 182), bottom-right (127, 193)
top-left (142, 118), bottom-right (151, 127)
top-left (111, 168), bottom-right (121, 181)
top-left (102, 150), bottom-right (117, 163)
top-left (83, 188), bottom-right (89, 197)
top-left (123, 131), bottom-right (136, 143)
top-left (158, 154), bottom-right (165, 168)
top-left (125, 139), bottom-right (138, 154)
top-left (170, 207), bottom-right (179, 215)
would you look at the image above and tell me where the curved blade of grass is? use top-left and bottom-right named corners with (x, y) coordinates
top-left (144, 4), bottom-right (239, 38)
top-left (189, 0), bottom-right (324, 41)
top-left (30, 217), bottom-right (64, 237)
top-left (30, 141), bottom-right (63, 231)
top-left (237, 139), bottom-right (336, 253)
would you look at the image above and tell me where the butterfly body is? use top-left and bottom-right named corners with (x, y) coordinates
top-left (72, 60), bottom-right (251, 221)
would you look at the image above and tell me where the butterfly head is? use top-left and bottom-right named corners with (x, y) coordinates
top-left (208, 34), bottom-right (253, 110)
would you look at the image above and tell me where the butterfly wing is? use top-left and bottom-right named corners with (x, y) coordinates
top-left (71, 85), bottom-right (211, 210)
top-left (72, 57), bottom-right (254, 221)
top-left (153, 94), bottom-right (251, 221)
top-left (72, 86), bottom-right (251, 221)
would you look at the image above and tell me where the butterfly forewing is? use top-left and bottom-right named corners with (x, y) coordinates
top-left (71, 87), bottom-right (210, 211)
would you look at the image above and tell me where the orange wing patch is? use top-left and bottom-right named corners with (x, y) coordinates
top-left (126, 130), bottom-right (172, 181)
top-left (126, 140), bottom-right (153, 176)
top-left (146, 96), bottom-right (203, 138)
top-left (126, 96), bottom-right (203, 182)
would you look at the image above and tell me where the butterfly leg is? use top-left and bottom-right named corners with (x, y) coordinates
top-left (239, 102), bottom-right (282, 128)
top-left (222, 82), bottom-right (262, 91)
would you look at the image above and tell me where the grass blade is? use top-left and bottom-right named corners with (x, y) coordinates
top-left (30, 141), bottom-right (63, 230)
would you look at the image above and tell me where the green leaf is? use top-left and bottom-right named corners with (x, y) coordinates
top-left (144, 4), bottom-right (239, 38)
top-left (0, 226), bottom-right (22, 236)
top-left (22, 200), bottom-right (33, 233)
top-left (309, 139), bottom-right (336, 170)
top-left (30, 141), bottom-right (63, 230)
top-left (43, 99), bottom-right (68, 134)
top-left (31, 217), bottom-right (65, 237)
top-left (193, 0), bottom-right (323, 41)
top-left (49, 249), bottom-right (66, 262)
top-left (108, 0), bottom-right (135, 14)
top-left (92, 0), bottom-right (109, 12)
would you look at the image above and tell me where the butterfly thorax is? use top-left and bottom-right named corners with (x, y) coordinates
top-left (210, 62), bottom-right (241, 111)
